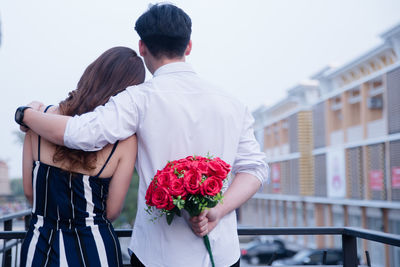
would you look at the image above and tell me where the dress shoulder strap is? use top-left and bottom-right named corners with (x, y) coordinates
top-left (95, 141), bottom-right (120, 177)
top-left (37, 105), bottom-right (53, 161)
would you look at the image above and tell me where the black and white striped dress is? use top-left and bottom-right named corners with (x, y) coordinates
top-left (20, 107), bottom-right (122, 267)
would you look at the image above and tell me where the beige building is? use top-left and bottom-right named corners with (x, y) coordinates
top-left (242, 23), bottom-right (400, 267)
top-left (0, 160), bottom-right (11, 196)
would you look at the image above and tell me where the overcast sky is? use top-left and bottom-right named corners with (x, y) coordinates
top-left (1, 0), bottom-right (400, 178)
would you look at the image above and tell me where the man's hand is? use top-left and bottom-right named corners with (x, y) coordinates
top-left (189, 205), bottom-right (222, 237)
top-left (189, 173), bottom-right (262, 237)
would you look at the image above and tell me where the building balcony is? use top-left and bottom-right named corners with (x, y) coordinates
top-left (265, 144), bottom-right (291, 159)
top-left (367, 119), bottom-right (386, 139)
top-left (347, 125), bottom-right (363, 143)
top-left (330, 130), bottom-right (344, 146)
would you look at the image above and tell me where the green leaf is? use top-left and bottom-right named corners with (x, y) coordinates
top-left (145, 206), bottom-right (153, 215)
top-left (206, 152), bottom-right (214, 159)
top-left (173, 196), bottom-right (186, 210)
top-left (175, 208), bottom-right (181, 217)
top-left (166, 212), bottom-right (175, 225)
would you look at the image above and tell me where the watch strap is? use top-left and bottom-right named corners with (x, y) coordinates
top-left (15, 106), bottom-right (32, 127)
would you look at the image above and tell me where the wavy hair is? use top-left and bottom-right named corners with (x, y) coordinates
top-left (53, 47), bottom-right (145, 172)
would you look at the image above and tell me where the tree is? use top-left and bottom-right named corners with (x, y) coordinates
top-left (14, 130), bottom-right (25, 145)
top-left (10, 178), bottom-right (24, 197)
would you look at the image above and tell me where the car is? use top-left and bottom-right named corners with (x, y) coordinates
top-left (272, 248), bottom-right (345, 266)
top-left (241, 238), bottom-right (296, 265)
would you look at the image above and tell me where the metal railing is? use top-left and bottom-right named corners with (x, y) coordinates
top-left (1, 210), bottom-right (400, 267)
top-left (0, 209), bottom-right (31, 267)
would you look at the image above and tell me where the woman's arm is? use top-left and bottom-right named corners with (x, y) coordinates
top-left (106, 136), bottom-right (137, 222)
top-left (22, 132), bottom-right (34, 205)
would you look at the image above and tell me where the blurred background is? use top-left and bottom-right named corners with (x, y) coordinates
top-left (1, 0), bottom-right (400, 266)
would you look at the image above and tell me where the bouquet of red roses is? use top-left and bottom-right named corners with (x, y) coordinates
top-left (145, 155), bottom-right (231, 267)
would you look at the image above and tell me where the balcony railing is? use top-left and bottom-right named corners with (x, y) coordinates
top-left (1, 210), bottom-right (400, 267)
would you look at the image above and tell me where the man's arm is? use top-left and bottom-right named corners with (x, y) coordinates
top-left (190, 173), bottom-right (261, 236)
top-left (23, 108), bottom-right (69, 146)
top-left (190, 107), bottom-right (269, 236)
top-left (20, 88), bottom-right (139, 151)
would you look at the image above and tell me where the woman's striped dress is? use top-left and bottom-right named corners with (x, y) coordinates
top-left (20, 131), bottom-right (122, 267)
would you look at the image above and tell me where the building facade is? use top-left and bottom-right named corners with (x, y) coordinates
top-left (0, 160), bottom-right (11, 196)
top-left (242, 23), bottom-right (400, 267)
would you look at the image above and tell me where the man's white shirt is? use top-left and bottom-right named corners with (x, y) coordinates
top-left (64, 62), bottom-right (268, 267)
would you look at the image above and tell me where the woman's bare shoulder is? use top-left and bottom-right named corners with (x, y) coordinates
top-left (99, 135), bottom-right (137, 157)
top-left (114, 135), bottom-right (137, 157)
top-left (119, 135), bottom-right (137, 145)
top-left (44, 105), bottom-right (60, 115)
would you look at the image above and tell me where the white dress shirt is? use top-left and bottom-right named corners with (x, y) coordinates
top-left (64, 62), bottom-right (268, 267)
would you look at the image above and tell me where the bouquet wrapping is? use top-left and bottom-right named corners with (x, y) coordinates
top-left (145, 155), bottom-right (231, 267)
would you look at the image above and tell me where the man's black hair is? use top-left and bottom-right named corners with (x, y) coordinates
top-left (135, 3), bottom-right (192, 59)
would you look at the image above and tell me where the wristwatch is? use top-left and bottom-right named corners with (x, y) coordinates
top-left (15, 106), bottom-right (32, 128)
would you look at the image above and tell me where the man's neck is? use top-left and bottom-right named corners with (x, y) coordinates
top-left (148, 57), bottom-right (185, 74)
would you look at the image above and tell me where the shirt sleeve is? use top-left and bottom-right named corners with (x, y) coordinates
top-left (231, 107), bottom-right (269, 184)
top-left (64, 88), bottom-right (139, 151)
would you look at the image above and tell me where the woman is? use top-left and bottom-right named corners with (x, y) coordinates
top-left (20, 47), bottom-right (145, 267)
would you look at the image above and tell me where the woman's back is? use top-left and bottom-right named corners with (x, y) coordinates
top-left (19, 46), bottom-right (143, 267)
top-left (20, 106), bottom-right (137, 267)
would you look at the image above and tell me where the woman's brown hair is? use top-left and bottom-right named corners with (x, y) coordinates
top-left (53, 47), bottom-right (145, 172)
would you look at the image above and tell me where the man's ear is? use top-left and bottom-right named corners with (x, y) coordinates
top-left (184, 40), bottom-right (192, 56)
top-left (139, 40), bottom-right (147, 57)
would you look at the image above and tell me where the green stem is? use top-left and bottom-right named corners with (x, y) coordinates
top-left (203, 234), bottom-right (215, 267)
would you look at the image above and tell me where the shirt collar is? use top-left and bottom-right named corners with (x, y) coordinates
top-left (153, 62), bottom-right (195, 77)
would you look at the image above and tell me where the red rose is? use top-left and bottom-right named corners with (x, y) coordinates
top-left (177, 158), bottom-right (189, 163)
top-left (185, 155), bottom-right (195, 161)
top-left (190, 160), bottom-right (209, 174)
top-left (215, 157), bottom-right (231, 172)
top-left (198, 161), bottom-right (210, 174)
top-left (200, 176), bottom-right (223, 196)
top-left (163, 163), bottom-right (174, 173)
top-left (157, 170), bottom-right (174, 187)
top-left (151, 186), bottom-right (173, 210)
top-left (169, 177), bottom-right (187, 198)
top-left (145, 181), bottom-right (155, 206)
top-left (174, 159), bottom-right (192, 173)
top-left (184, 169), bottom-right (202, 194)
top-left (207, 160), bottom-right (229, 179)
top-left (165, 197), bottom-right (175, 211)
top-left (195, 156), bottom-right (207, 162)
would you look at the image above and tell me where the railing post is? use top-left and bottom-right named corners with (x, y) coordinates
top-left (342, 234), bottom-right (358, 267)
top-left (4, 219), bottom-right (13, 267)
top-left (24, 214), bottom-right (31, 230)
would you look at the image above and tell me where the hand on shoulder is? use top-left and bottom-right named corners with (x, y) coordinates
top-left (27, 101), bottom-right (45, 112)
top-left (17, 101), bottom-right (45, 132)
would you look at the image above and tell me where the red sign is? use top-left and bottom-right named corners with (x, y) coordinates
top-left (369, 170), bottom-right (384, 191)
top-left (272, 164), bottom-right (281, 193)
top-left (392, 167), bottom-right (400, 189)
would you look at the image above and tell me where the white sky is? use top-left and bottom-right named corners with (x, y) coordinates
top-left (1, 0), bottom-right (400, 178)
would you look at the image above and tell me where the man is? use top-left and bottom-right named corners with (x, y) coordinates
top-left (16, 3), bottom-right (268, 267)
